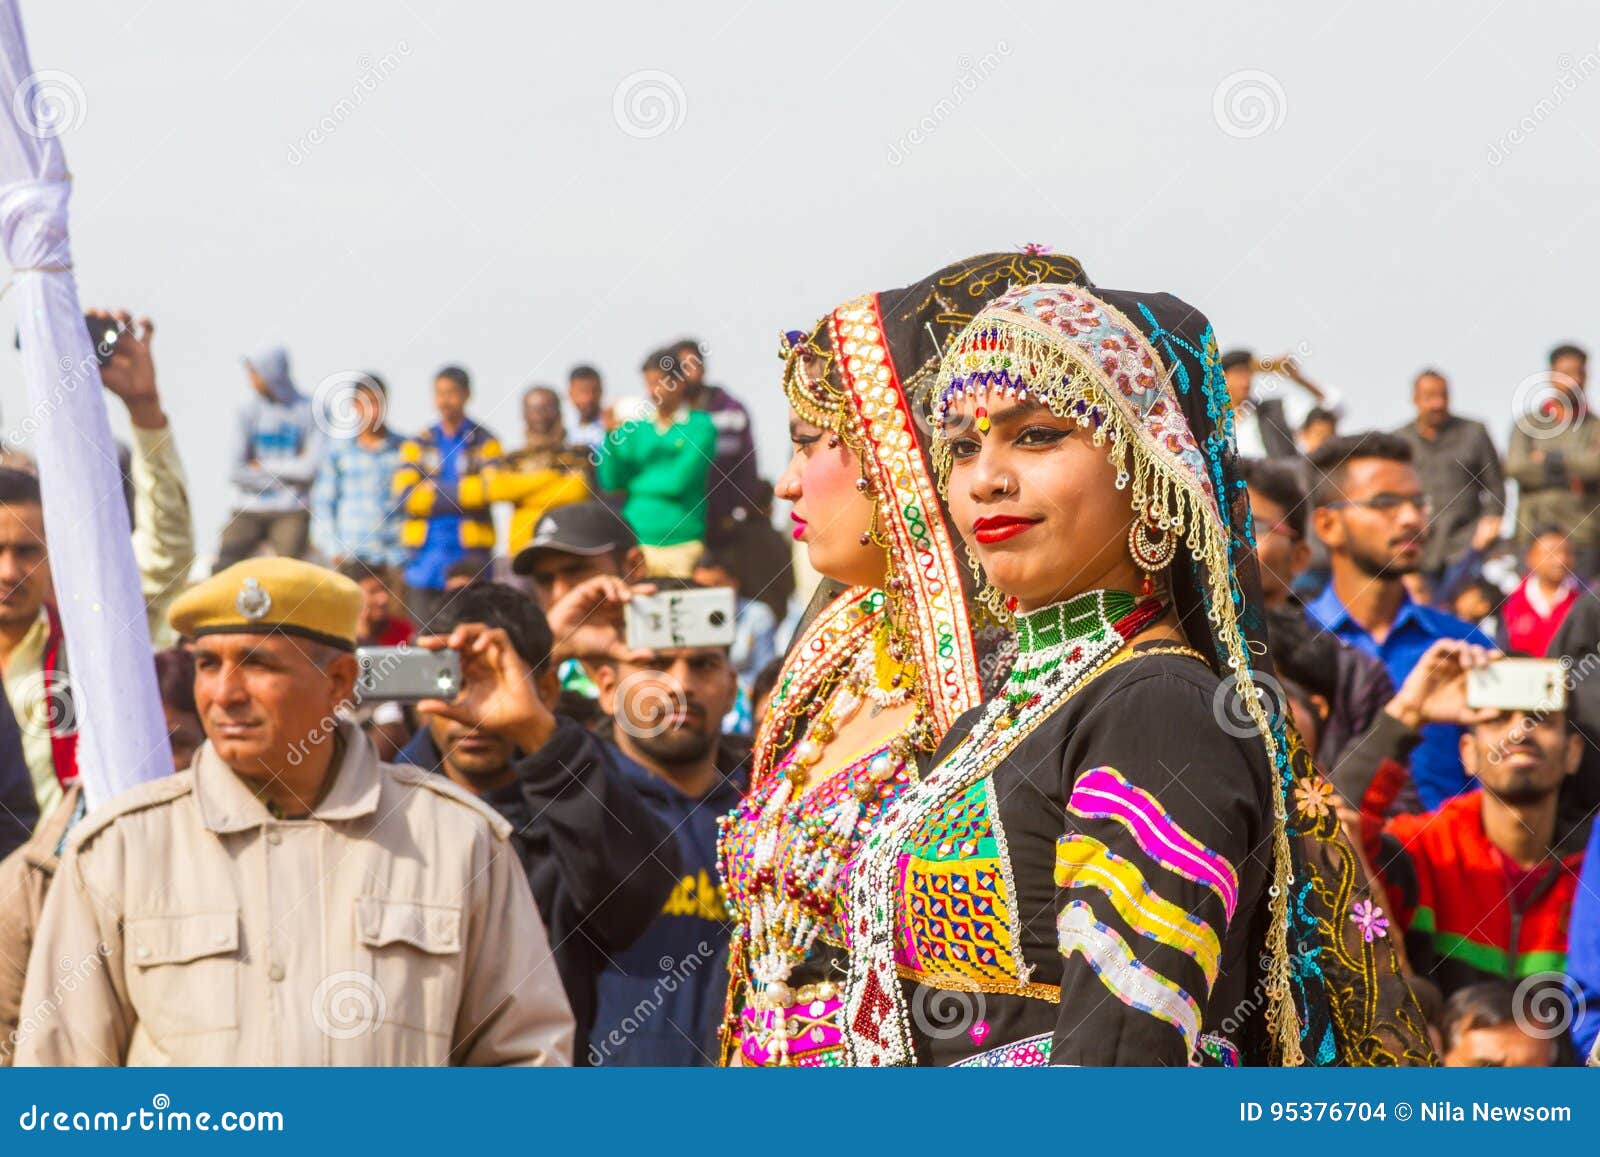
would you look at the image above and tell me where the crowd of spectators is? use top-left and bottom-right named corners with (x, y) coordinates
top-left (1235, 342), bottom-right (1600, 1064)
top-left (3, 322), bottom-right (1600, 1066)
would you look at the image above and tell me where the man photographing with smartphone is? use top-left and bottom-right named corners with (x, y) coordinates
top-left (1332, 641), bottom-right (1585, 1008)
top-left (416, 576), bottom-right (747, 1065)
top-left (407, 582), bottom-right (683, 1066)
top-left (583, 577), bottom-right (747, 1065)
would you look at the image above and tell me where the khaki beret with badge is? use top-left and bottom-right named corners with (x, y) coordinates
top-left (168, 558), bottom-right (364, 651)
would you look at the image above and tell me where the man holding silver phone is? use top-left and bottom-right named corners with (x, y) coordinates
top-left (582, 577), bottom-right (746, 1065)
top-left (1333, 640), bottom-right (1585, 1004)
top-left (422, 573), bottom-right (744, 1065)
top-left (403, 581), bottom-right (685, 1065)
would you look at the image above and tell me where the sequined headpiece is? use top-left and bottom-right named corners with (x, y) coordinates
top-left (932, 284), bottom-right (1227, 612)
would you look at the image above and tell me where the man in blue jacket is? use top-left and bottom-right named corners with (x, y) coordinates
top-left (399, 581), bottom-right (681, 1064)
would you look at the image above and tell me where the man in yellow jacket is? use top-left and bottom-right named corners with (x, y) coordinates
top-left (392, 367), bottom-right (503, 626)
top-left (399, 383), bottom-right (590, 568)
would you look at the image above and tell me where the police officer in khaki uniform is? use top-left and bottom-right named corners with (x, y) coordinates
top-left (14, 557), bottom-right (573, 1066)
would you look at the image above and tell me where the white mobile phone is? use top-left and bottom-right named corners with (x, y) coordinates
top-left (1465, 658), bottom-right (1566, 714)
top-left (624, 588), bottom-right (736, 651)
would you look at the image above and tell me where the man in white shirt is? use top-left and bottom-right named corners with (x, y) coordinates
top-left (567, 364), bottom-right (609, 456)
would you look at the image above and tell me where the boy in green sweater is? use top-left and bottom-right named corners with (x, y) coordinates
top-left (597, 348), bottom-right (717, 576)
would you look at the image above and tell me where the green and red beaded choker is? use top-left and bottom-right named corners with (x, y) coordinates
top-left (997, 589), bottom-right (1163, 724)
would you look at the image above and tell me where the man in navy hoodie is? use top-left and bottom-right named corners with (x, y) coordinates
top-left (399, 582), bottom-right (681, 1064)
top-left (585, 577), bottom-right (747, 1066)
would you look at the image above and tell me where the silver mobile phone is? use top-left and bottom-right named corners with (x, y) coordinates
top-left (623, 588), bottom-right (737, 651)
top-left (1465, 658), bottom-right (1566, 714)
top-left (354, 646), bottom-right (461, 704)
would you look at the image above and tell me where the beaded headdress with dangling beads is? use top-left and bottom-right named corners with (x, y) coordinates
top-left (756, 251), bottom-right (1093, 784)
top-left (924, 282), bottom-right (1437, 1067)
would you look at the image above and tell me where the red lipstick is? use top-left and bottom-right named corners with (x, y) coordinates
top-left (791, 512), bottom-right (807, 540)
top-left (972, 515), bottom-right (1041, 545)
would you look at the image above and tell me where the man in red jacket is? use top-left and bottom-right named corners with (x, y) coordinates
top-left (1333, 640), bottom-right (1585, 997)
top-left (1503, 525), bottom-right (1583, 657)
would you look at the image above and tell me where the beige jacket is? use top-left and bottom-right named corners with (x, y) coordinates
top-left (0, 783), bottom-right (81, 1065)
top-left (129, 423), bottom-right (195, 648)
top-left (13, 727), bottom-right (573, 1066)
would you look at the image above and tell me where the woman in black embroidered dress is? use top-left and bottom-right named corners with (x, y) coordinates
top-left (843, 283), bottom-right (1435, 1067)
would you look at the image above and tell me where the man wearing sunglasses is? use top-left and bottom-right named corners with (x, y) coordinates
top-left (1305, 432), bottom-right (1494, 810)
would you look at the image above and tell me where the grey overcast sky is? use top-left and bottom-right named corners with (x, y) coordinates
top-left (4, 0), bottom-right (1598, 554)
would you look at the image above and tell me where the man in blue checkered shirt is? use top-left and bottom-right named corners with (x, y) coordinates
top-left (311, 373), bottom-right (406, 567)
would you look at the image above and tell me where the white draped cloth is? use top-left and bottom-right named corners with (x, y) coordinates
top-left (0, 0), bottom-right (171, 806)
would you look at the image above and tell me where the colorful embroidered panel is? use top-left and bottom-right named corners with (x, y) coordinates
top-left (1055, 834), bottom-right (1222, 989)
top-left (894, 779), bottom-right (1018, 986)
top-left (1057, 901), bottom-right (1201, 1052)
top-left (831, 294), bottom-right (984, 739)
top-left (1066, 766), bottom-right (1239, 920)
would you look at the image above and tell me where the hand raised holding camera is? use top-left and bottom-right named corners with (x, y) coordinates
top-left (90, 310), bottom-right (166, 430)
top-left (416, 623), bottom-right (556, 754)
top-left (1385, 639), bottom-right (1501, 730)
top-left (547, 574), bottom-right (656, 665)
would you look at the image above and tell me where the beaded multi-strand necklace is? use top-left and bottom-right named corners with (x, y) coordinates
top-left (719, 621), bottom-right (921, 1064)
top-left (843, 588), bottom-right (1174, 1067)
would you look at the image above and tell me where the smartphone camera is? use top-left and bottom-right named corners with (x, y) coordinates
top-left (354, 646), bottom-right (462, 704)
top-left (623, 588), bottom-right (738, 651)
top-left (88, 317), bottom-right (120, 368)
top-left (10, 315), bottom-right (122, 368)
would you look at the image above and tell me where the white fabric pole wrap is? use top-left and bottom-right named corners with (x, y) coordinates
top-left (0, 0), bottom-right (172, 807)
